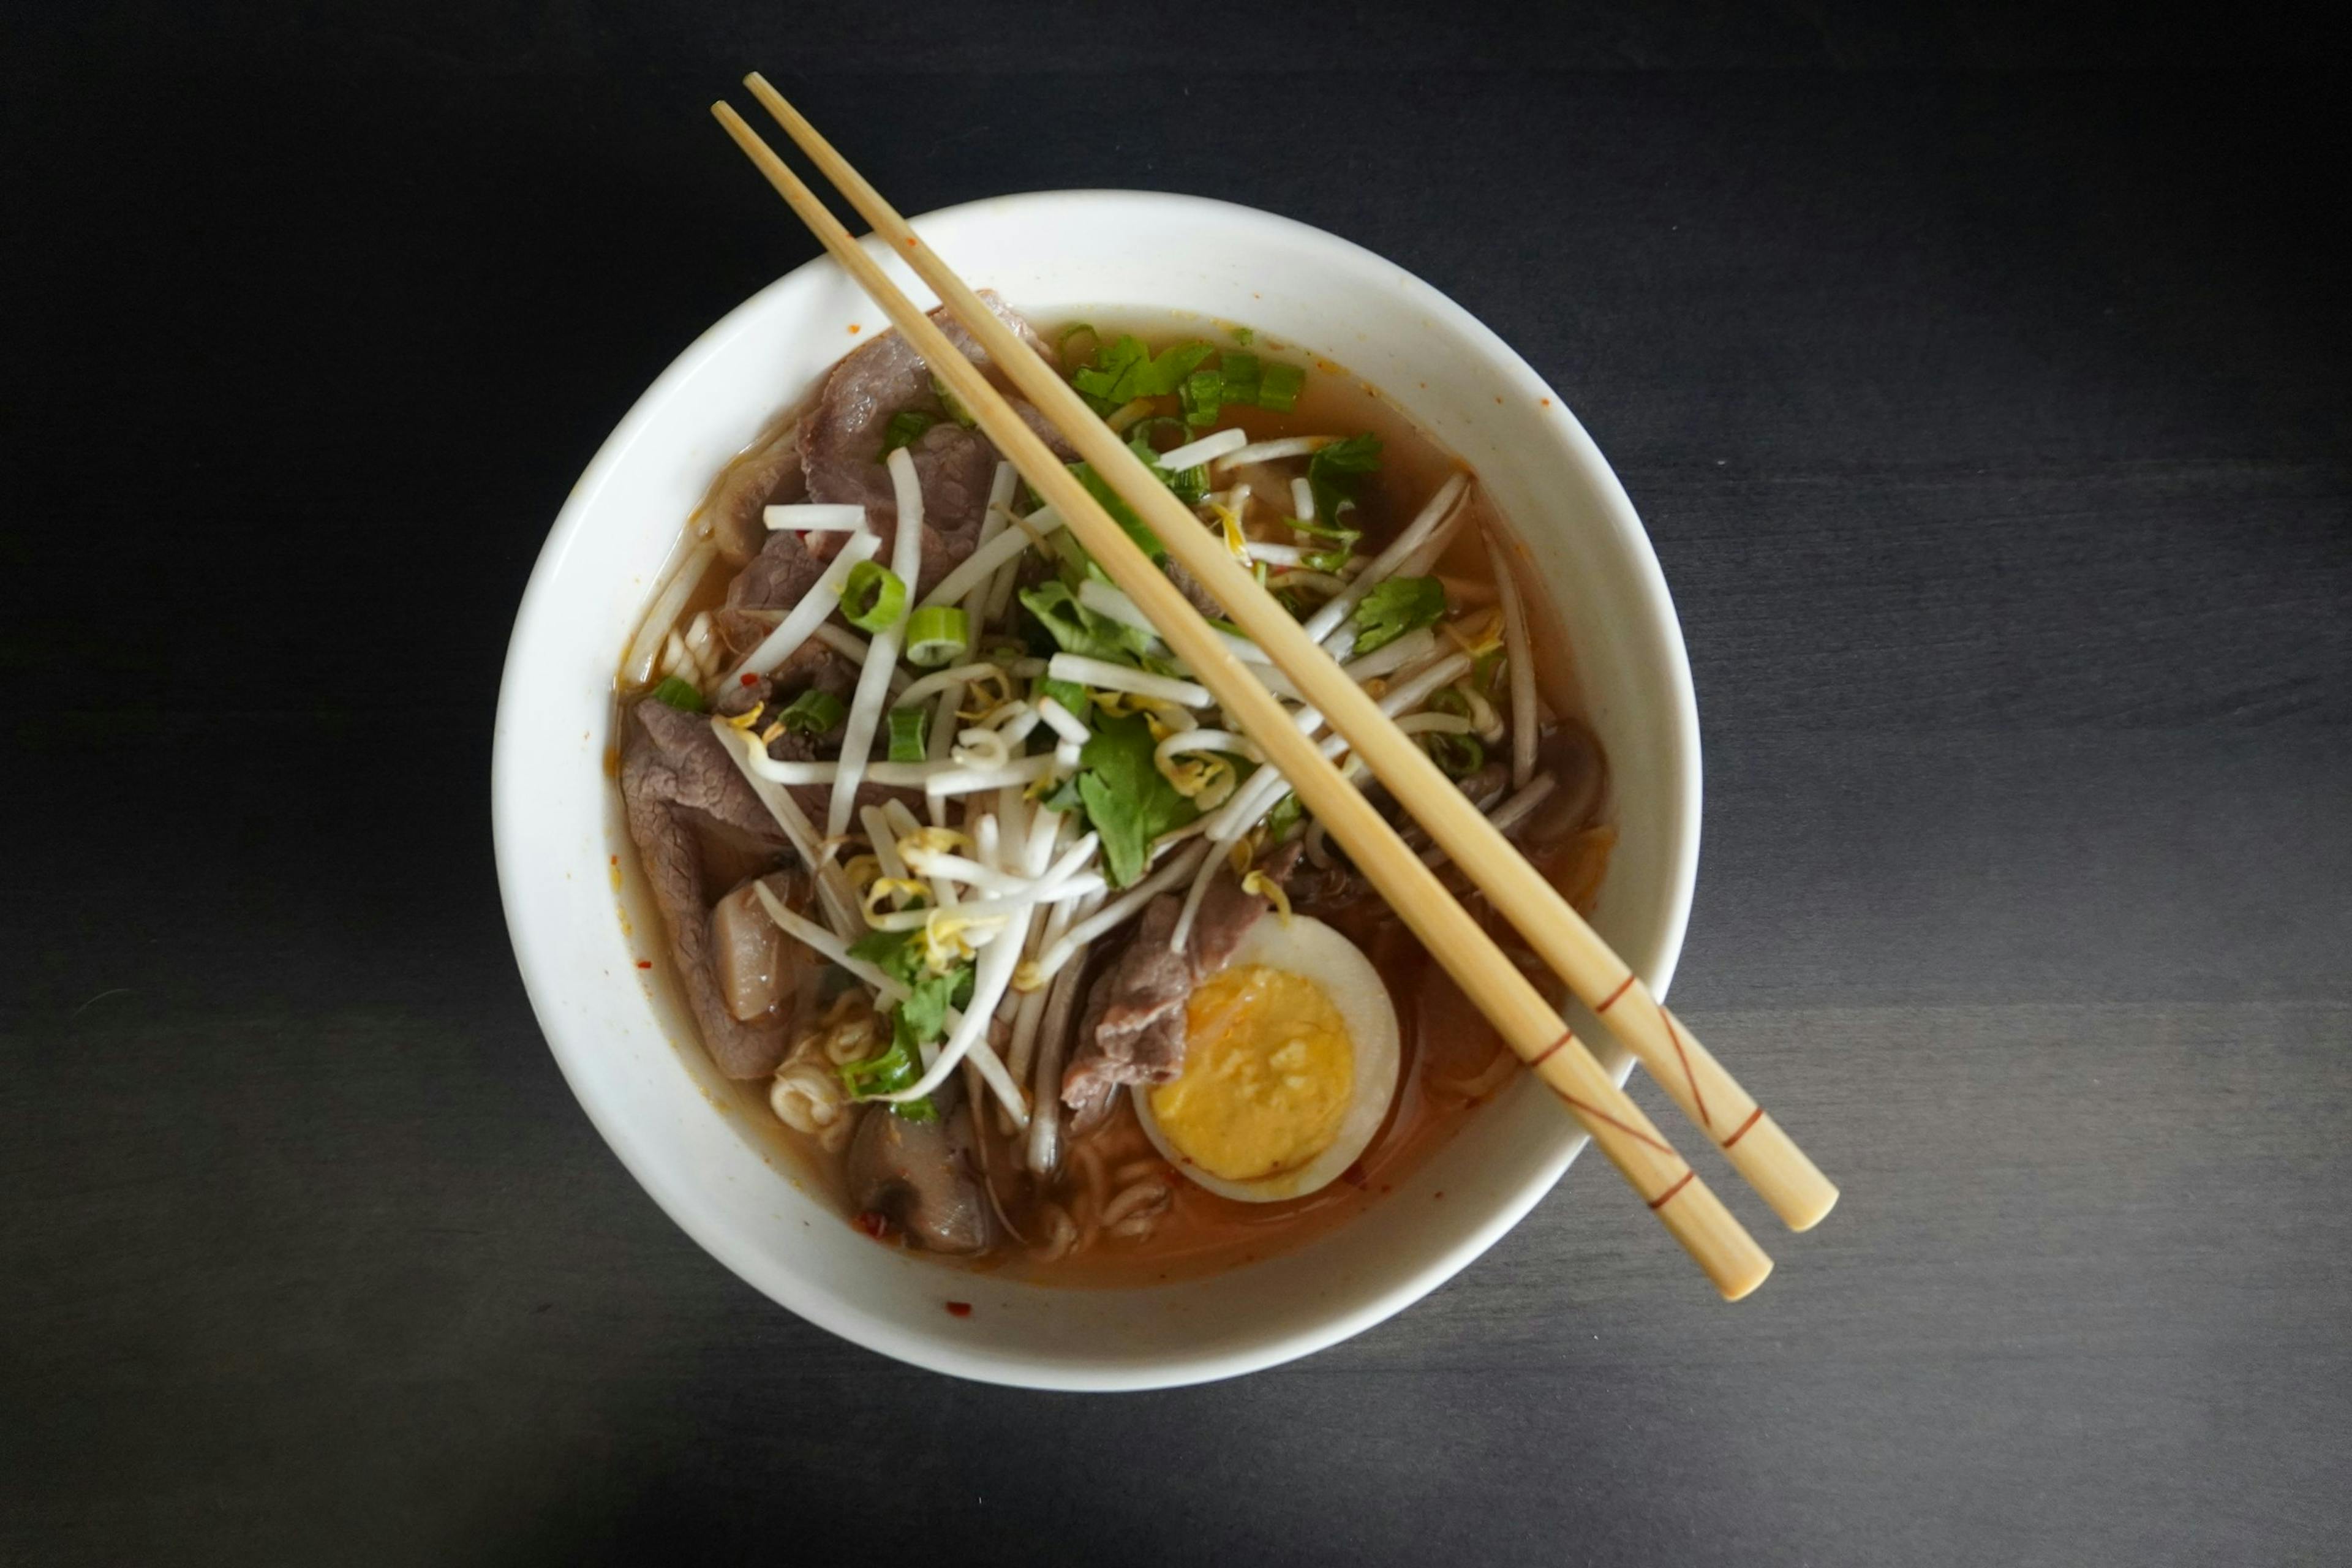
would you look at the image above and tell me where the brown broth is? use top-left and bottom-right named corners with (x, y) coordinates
top-left (617, 316), bottom-right (1613, 1287)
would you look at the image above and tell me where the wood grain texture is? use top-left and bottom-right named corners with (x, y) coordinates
top-left (2, 4), bottom-right (2346, 1563)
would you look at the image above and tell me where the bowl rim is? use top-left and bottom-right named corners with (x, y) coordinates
top-left (493, 187), bottom-right (1700, 1389)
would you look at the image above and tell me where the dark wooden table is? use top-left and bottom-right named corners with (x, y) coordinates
top-left (6, 7), bottom-right (2346, 1563)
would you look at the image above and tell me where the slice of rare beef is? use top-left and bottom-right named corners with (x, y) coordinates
top-left (619, 698), bottom-right (791, 1079)
top-left (700, 416), bottom-right (808, 565)
top-left (1060, 871), bottom-right (1275, 1131)
top-left (799, 293), bottom-right (1071, 597)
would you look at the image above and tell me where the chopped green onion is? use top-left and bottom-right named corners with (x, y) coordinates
top-left (886, 704), bottom-right (928, 761)
top-left (1425, 731), bottom-right (1487, 780)
top-left (1180, 368), bottom-right (1224, 429)
top-left (840, 560), bottom-right (907, 633)
top-left (903, 605), bottom-right (970, 668)
top-left (1428, 686), bottom-right (1474, 720)
top-left (878, 410), bottom-right (937, 458)
top-left (1126, 418), bottom-right (1209, 505)
top-left (1264, 792), bottom-right (1304, 843)
top-left (929, 373), bottom-right (976, 429)
top-left (1220, 350), bottom-right (1261, 406)
top-left (649, 676), bottom-right (705, 712)
top-left (1257, 361), bottom-right (1305, 413)
top-left (776, 688), bottom-right (846, 734)
top-left (1229, 325), bottom-right (1256, 346)
top-left (1473, 646), bottom-right (1507, 692)
top-left (1058, 322), bottom-right (1101, 366)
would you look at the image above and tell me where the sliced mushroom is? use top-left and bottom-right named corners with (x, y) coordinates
top-left (845, 1097), bottom-right (998, 1255)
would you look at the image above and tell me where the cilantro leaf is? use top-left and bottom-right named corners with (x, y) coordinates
top-left (897, 965), bottom-right (966, 1046)
top-left (848, 927), bottom-right (925, 987)
top-left (1066, 461), bottom-right (1165, 560)
top-left (838, 1033), bottom-right (937, 1121)
top-left (1019, 581), bottom-right (1148, 664)
top-left (1306, 432), bottom-right (1382, 521)
top-left (1073, 711), bottom-right (1200, 888)
top-left (1350, 576), bottom-right (1447, 655)
top-left (1069, 335), bottom-right (1218, 409)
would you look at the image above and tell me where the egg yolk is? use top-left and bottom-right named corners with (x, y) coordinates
top-left (1148, 964), bottom-right (1354, 1182)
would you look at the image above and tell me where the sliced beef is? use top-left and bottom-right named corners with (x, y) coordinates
top-left (1162, 556), bottom-right (1226, 620)
top-left (846, 1093), bottom-right (997, 1254)
top-left (619, 699), bottom-right (793, 1079)
top-left (715, 527), bottom-right (831, 655)
top-left (1061, 872), bottom-right (1276, 1131)
top-left (624, 699), bottom-right (782, 845)
top-left (799, 293), bottom-right (1069, 598)
top-left (1265, 755), bottom-right (1534, 916)
top-left (1455, 759), bottom-right (1512, 811)
top-left (1262, 838), bottom-right (1366, 913)
top-left (701, 417), bottom-right (807, 565)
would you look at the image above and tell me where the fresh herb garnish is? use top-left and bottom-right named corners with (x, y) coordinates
top-left (1036, 675), bottom-right (1091, 722)
top-left (837, 1036), bottom-right (933, 1118)
top-left (895, 964), bottom-right (973, 1047)
top-left (886, 704), bottom-right (928, 761)
top-left (849, 927), bottom-right (926, 985)
top-left (775, 687), bottom-right (846, 734)
top-left (1069, 334), bottom-right (1218, 411)
top-left (1065, 461), bottom-right (1165, 560)
top-left (1072, 711), bottom-right (1202, 888)
top-left (649, 676), bottom-right (705, 713)
top-left (1263, 792), bottom-right (1305, 843)
top-left (1019, 580), bottom-right (1152, 664)
top-left (840, 560), bottom-right (907, 632)
top-left (929, 372), bottom-right (977, 429)
top-left (1425, 731), bottom-right (1487, 780)
top-left (903, 605), bottom-right (970, 668)
top-left (1351, 575), bottom-right (1447, 655)
top-left (878, 409), bottom-right (938, 458)
top-left (1306, 433), bottom-right (1382, 523)
top-left (1123, 419), bottom-right (1210, 506)
top-left (1256, 361), bottom-right (1305, 413)
top-left (1178, 368), bottom-right (1223, 429)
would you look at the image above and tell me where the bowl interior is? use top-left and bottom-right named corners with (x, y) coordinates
top-left (494, 190), bottom-right (1697, 1390)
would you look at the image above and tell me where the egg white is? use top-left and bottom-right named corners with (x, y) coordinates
top-left (1135, 914), bottom-right (1402, 1203)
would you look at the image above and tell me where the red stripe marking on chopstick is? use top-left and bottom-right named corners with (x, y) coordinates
top-left (1529, 1029), bottom-right (1576, 1068)
top-left (1660, 1006), bottom-right (1711, 1131)
top-left (1551, 1091), bottom-right (1676, 1157)
top-left (1596, 974), bottom-right (1637, 1013)
top-left (1646, 1169), bottom-right (1696, 1210)
top-left (1721, 1107), bottom-right (1765, 1149)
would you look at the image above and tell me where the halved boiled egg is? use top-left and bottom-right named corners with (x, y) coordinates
top-left (1135, 914), bottom-right (1401, 1203)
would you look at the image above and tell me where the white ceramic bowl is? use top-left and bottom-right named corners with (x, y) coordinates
top-left (493, 190), bottom-right (1699, 1390)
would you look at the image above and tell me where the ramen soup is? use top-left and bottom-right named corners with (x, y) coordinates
top-left (614, 300), bottom-right (1611, 1283)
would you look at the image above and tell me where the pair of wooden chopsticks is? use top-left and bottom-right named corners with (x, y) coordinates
top-left (713, 77), bottom-right (1834, 1300)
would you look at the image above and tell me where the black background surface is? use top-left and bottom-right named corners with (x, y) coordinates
top-left (4, 4), bottom-right (2347, 1564)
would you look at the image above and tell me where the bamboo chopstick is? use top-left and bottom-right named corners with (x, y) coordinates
top-left (739, 74), bottom-right (1836, 1235)
top-left (711, 100), bottom-right (1773, 1300)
